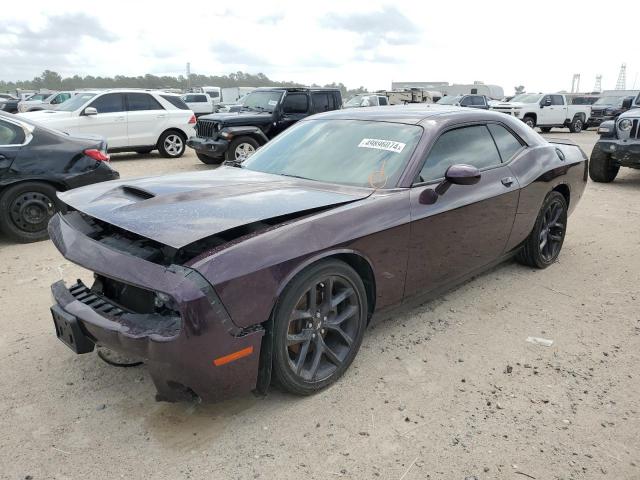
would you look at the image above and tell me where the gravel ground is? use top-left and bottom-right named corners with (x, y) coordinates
top-left (1, 130), bottom-right (639, 480)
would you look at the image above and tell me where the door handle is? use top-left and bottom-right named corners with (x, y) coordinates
top-left (501, 176), bottom-right (515, 187)
top-left (157, 114), bottom-right (166, 118)
top-left (116, 116), bottom-right (125, 121)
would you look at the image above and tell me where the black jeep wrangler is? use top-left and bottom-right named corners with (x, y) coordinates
top-left (589, 93), bottom-right (640, 182)
top-left (187, 87), bottom-right (342, 164)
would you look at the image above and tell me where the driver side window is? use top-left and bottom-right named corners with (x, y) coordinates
top-left (88, 93), bottom-right (125, 113)
top-left (415, 125), bottom-right (501, 183)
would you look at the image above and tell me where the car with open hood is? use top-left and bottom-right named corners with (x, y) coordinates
top-left (48, 105), bottom-right (587, 402)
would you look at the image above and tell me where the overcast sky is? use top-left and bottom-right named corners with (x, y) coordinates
top-left (1, 0), bottom-right (639, 94)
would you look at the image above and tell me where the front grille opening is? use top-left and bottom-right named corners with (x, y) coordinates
top-left (71, 276), bottom-right (182, 337)
top-left (196, 120), bottom-right (219, 138)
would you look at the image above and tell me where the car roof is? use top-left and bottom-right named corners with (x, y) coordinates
top-left (253, 87), bottom-right (341, 93)
top-left (311, 104), bottom-right (507, 125)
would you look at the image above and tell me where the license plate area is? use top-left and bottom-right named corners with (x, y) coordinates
top-left (51, 304), bottom-right (95, 354)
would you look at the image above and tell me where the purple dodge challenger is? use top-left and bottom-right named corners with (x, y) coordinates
top-left (48, 106), bottom-right (587, 402)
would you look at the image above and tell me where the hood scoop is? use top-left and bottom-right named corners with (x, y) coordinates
top-left (121, 185), bottom-right (155, 200)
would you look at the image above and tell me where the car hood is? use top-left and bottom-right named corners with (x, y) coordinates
top-left (618, 108), bottom-right (640, 119)
top-left (492, 102), bottom-right (529, 108)
top-left (58, 167), bottom-right (372, 249)
top-left (198, 111), bottom-right (273, 126)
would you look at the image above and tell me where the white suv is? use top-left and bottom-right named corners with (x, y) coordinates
top-left (19, 90), bottom-right (196, 157)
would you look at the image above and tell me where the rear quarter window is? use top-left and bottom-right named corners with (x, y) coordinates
top-left (487, 124), bottom-right (524, 162)
top-left (0, 120), bottom-right (25, 145)
top-left (161, 95), bottom-right (190, 110)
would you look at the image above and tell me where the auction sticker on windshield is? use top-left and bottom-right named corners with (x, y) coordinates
top-left (358, 138), bottom-right (406, 153)
top-left (268, 100), bottom-right (278, 106)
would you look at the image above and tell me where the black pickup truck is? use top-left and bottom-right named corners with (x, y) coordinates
top-left (187, 87), bottom-right (342, 164)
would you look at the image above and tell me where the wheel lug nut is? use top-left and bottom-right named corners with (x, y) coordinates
top-left (316, 312), bottom-right (321, 318)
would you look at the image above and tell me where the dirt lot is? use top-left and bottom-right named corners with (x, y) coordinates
top-left (1, 130), bottom-right (639, 480)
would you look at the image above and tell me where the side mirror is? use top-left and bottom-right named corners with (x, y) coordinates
top-left (419, 164), bottom-right (481, 204)
top-left (444, 164), bottom-right (481, 186)
top-left (83, 107), bottom-right (98, 116)
top-left (622, 98), bottom-right (633, 110)
top-left (541, 98), bottom-right (552, 108)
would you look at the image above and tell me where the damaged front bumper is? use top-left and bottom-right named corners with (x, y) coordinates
top-left (48, 213), bottom-right (264, 402)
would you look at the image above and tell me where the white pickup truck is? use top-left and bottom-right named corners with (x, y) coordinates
top-left (491, 93), bottom-right (590, 133)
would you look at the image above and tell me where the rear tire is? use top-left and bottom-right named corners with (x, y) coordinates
top-left (523, 116), bottom-right (536, 129)
top-left (272, 259), bottom-right (367, 396)
top-left (0, 182), bottom-right (59, 243)
top-left (196, 152), bottom-right (223, 165)
top-left (516, 191), bottom-right (568, 269)
top-left (157, 131), bottom-right (186, 158)
top-left (589, 146), bottom-right (619, 183)
top-left (568, 116), bottom-right (583, 133)
top-left (540, 127), bottom-right (552, 133)
top-left (225, 136), bottom-right (260, 163)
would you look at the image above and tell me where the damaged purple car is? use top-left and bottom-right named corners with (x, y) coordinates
top-left (49, 106), bottom-right (587, 402)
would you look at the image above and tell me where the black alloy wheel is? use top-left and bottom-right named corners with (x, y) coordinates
top-left (538, 197), bottom-right (566, 263)
top-left (272, 260), bottom-right (367, 395)
top-left (516, 191), bottom-right (568, 269)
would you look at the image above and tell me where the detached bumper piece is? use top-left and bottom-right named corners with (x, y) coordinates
top-left (51, 303), bottom-right (94, 354)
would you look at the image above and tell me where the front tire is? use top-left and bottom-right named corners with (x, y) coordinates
top-left (589, 147), bottom-right (619, 183)
top-left (523, 116), bottom-right (536, 129)
top-left (157, 131), bottom-right (186, 158)
top-left (196, 152), bottom-right (223, 165)
top-left (272, 259), bottom-right (367, 396)
top-left (0, 182), bottom-right (58, 243)
top-left (225, 136), bottom-right (259, 163)
top-left (516, 191), bottom-right (568, 269)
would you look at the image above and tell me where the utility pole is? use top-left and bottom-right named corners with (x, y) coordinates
top-left (186, 62), bottom-right (191, 91)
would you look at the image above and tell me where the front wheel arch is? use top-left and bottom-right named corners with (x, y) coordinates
top-left (275, 250), bottom-right (377, 320)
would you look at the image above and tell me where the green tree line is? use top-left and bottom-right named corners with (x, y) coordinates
top-left (0, 70), bottom-right (368, 99)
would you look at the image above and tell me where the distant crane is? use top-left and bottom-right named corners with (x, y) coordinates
top-left (615, 64), bottom-right (627, 90)
top-left (593, 75), bottom-right (602, 93)
top-left (571, 74), bottom-right (581, 93)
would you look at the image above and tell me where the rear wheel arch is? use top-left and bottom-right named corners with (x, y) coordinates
top-left (0, 178), bottom-right (67, 194)
top-left (552, 183), bottom-right (570, 209)
top-left (157, 127), bottom-right (187, 145)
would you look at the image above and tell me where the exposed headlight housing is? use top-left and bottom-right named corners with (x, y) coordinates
top-left (619, 119), bottom-right (633, 131)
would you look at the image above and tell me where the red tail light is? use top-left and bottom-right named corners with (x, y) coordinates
top-left (188, 114), bottom-right (197, 124)
top-left (84, 149), bottom-right (110, 162)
